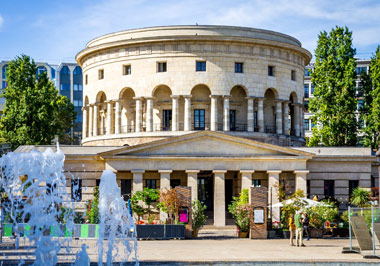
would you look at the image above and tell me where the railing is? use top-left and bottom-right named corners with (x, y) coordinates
top-left (192, 123), bottom-right (210, 131)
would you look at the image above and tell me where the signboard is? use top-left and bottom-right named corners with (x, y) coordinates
top-left (254, 209), bottom-right (264, 224)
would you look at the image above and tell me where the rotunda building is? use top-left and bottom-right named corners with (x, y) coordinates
top-left (76, 25), bottom-right (312, 147)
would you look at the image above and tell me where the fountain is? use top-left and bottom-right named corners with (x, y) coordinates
top-left (0, 146), bottom-right (138, 265)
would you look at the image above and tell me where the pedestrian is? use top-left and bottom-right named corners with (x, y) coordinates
top-left (295, 210), bottom-right (305, 247)
top-left (303, 213), bottom-right (310, 241)
top-left (288, 213), bottom-right (296, 246)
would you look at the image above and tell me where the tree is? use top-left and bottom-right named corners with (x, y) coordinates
top-left (309, 26), bottom-right (358, 146)
top-left (0, 55), bottom-right (75, 149)
top-left (350, 187), bottom-right (370, 208)
top-left (360, 46), bottom-right (380, 149)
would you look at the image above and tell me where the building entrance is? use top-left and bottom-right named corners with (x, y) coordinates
top-left (197, 171), bottom-right (213, 211)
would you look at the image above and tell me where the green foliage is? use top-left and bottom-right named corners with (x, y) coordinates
top-left (360, 46), bottom-right (380, 149)
top-left (309, 26), bottom-right (358, 146)
top-left (57, 206), bottom-right (73, 224)
top-left (280, 190), bottom-right (306, 228)
top-left (341, 211), bottom-right (349, 227)
top-left (191, 199), bottom-right (207, 231)
top-left (74, 212), bottom-right (85, 224)
top-left (228, 189), bottom-right (252, 232)
top-left (85, 186), bottom-right (100, 224)
top-left (274, 182), bottom-right (286, 202)
top-left (305, 200), bottom-right (339, 228)
top-left (131, 188), bottom-right (159, 223)
top-left (158, 188), bottom-right (180, 223)
top-left (0, 55), bottom-right (76, 149)
top-left (350, 187), bottom-right (370, 207)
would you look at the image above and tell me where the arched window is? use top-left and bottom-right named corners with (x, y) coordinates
top-left (73, 66), bottom-right (82, 75)
top-left (61, 66), bottom-right (70, 75)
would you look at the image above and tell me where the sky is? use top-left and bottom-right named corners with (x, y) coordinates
top-left (0, 0), bottom-right (379, 64)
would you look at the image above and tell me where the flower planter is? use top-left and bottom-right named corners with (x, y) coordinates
top-left (282, 230), bottom-right (290, 239)
top-left (192, 229), bottom-right (199, 238)
top-left (136, 224), bottom-right (185, 240)
top-left (238, 231), bottom-right (249, 238)
top-left (310, 228), bottom-right (323, 238)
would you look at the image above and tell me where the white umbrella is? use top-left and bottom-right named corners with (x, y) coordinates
top-left (270, 197), bottom-right (331, 208)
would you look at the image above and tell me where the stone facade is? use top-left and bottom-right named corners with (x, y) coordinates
top-left (76, 25), bottom-right (312, 147)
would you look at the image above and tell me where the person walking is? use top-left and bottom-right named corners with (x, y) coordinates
top-left (295, 210), bottom-right (305, 247)
top-left (288, 214), bottom-right (296, 246)
top-left (303, 213), bottom-right (310, 241)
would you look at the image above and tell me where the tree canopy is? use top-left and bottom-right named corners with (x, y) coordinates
top-left (0, 55), bottom-right (76, 149)
top-left (360, 46), bottom-right (380, 150)
top-left (309, 26), bottom-right (358, 146)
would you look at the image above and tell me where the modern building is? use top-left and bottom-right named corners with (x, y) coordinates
top-left (0, 61), bottom-right (83, 144)
top-left (16, 26), bottom-right (379, 227)
top-left (303, 59), bottom-right (371, 141)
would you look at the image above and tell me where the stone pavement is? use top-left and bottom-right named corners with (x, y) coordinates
top-left (0, 238), bottom-right (379, 264)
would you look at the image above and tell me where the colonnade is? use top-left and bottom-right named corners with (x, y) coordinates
top-left (128, 169), bottom-right (308, 226)
top-left (82, 95), bottom-right (304, 138)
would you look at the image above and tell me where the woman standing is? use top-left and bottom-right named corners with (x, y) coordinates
top-left (288, 214), bottom-right (296, 246)
top-left (303, 213), bottom-right (310, 241)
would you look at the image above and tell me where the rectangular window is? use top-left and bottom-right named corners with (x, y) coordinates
top-left (230, 110), bottom-right (236, 131)
top-left (304, 84), bottom-right (309, 98)
top-left (60, 83), bottom-right (70, 91)
top-left (324, 180), bottom-right (335, 198)
top-left (311, 121), bottom-right (316, 129)
top-left (170, 179), bottom-right (181, 188)
top-left (348, 180), bottom-right (359, 200)
top-left (358, 100), bottom-right (364, 110)
top-left (304, 119), bottom-right (310, 131)
top-left (196, 61), bottom-right (206, 71)
top-left (304, 68), bottom-right (312, 76)
top-left (123, 65), bottom-right (131, 75)
top-left (98, 69), bottom-right (104, 80)
top-left (307, 180), bottom-right (310, 198)
top-left (162, 109), bottom-right (172, 131)
top-left (194, 109), bottom-right (205, 130)
top-left (291, 70), bottom-right (296, 81)
top-left (356, 67), bottom-right (367, 75)
top-left (85, 74), bottom-right (88, 85)
top-left (2, 65), bottom-right (8, 79)
top-left (145, 179), bottom-right (157, 189)
top-left (121, 179), bottom-right (132, 201)
top-left (2, 81), bottom-right (7, 89)
top-left (254, 111), bottom-right (258, 129)
top-left (235, 62), bottom-right (243, 73)
top-left (268, 66), bottom-right (274, 76)
top-left (157, 62), bottom-right (167, 72)
top-left (310, 84), bottom-right (315, 95)
top-left (252, 179), bottom-right (261, 186)
top-left (304, 101), bottom-right (309, 112)
top-left (71, 179), bottom-right (82, 202)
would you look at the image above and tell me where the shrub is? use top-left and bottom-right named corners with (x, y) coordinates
top-left (191, 199), bottom-right (207, 231)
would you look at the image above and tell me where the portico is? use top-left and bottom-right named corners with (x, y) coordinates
top-left (99, 131), bottom-right (312, 226)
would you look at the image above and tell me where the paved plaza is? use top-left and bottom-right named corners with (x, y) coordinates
top-left (0, 238), bottom-right (379, 265)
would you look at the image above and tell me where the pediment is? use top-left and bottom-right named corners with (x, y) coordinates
top-left (99, 131), bottom-right (314, 159)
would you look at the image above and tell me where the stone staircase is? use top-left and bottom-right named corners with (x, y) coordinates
top-left (198, 211), bottom-right (238, 239)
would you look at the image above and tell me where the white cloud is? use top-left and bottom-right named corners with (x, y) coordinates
top-left (0, 15), bottom-right (3, 30)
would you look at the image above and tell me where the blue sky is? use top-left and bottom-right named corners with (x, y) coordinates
top-left (0, 0), bottom-right (379, 64)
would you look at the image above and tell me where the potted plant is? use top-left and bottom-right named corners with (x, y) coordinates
top-left (158, 188), bottom-right (180, 224)
top-left (191, 199), bottom-right (207, 238)
top-left (228, 189), bottom-right (252, 238)
top-left (305, 200), bottom-right (339, 238)
top-left (131, 188), bottom-right (159, 223)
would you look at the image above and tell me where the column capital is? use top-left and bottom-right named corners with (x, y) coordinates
top-left (170, 95), bottom-right (180, 99)
top-left (81, 106), bottom-right (88, 111)
top-left (267, 170), bottom-right (282, 174)
top-left (223, 95), bottom-right (231, 99)
top-left (158, 170), bottom-right (173, 174)
top-left (210, 94), bottom-right (220, 99)
top-left (133, 97), bottom-right (144, 100)
top-left (185, 170), bottom-right (199, 174)
top-left (112, 99), bottom-right (121, 103)
top-left (240, 170), bottom-right (255, 174)
top-left (105, 100), bottom-right (115, 104)
top-left (294, 170), bottom-right (309, 174)
top-left (245, 96), bottom-right (257, 100)
top-left (145, 96), bottom-right (155, 100)
top-left (213, 170), bottom-right (227, 174)
top-left (183, 95), bottom-right (192, 99)
top-left (131, 169), bottom-right (145, 174)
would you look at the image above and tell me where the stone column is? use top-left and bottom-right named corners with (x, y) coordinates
top-left (276, 101), bottom-right (283, 135)
top-left (159, 170), bottom-right (172, 222)
top-left (106, 101), bottom-right (113, 135)
top-left (146, 97), bottom-right (153, 132)
top-left (267, 170), bottom-right (281, 223)
top-left (258, 98), bottom-right (264, 133)
top-left (100, 111), bottom-right (105, 135)
top-left (135, 97), bottom-right (143, 132)
top-left (186, 170), bottom-right (199, 202)
top-left (295, 170), bottom-right (309, 196)
top-left (247, 97), bottom-right (254, 132)
top-left (283, 103), bottom-right (289, 135)
top-left (210, 95), bottom-right (218, 131)
top-left (223, 96), bottom-right (230, 131)
top-left (241, 170), bottom-right (255, 191)
top-left (184, 95), bottom-right (192, 131)
top-left (93, 104), bottom-right (98, 137)
top-left (171, 95), bottom-right (179, 131)
top-left (82, 106), bottom-right (88, 139)
top-left (159, 170), bottom-right (172, 191)
top-left (300, 106), bottom-right (304, 137)
top-left (214, 170), bottom-right (227, 227)
top-left (293, 104), bottom-right (300, 137)
top-left (88, 105), bottom-right (93, 137)
top-left (131, 170), bottom-right (144, 194)
top-left (114, 100), bottom-right (121, 134)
